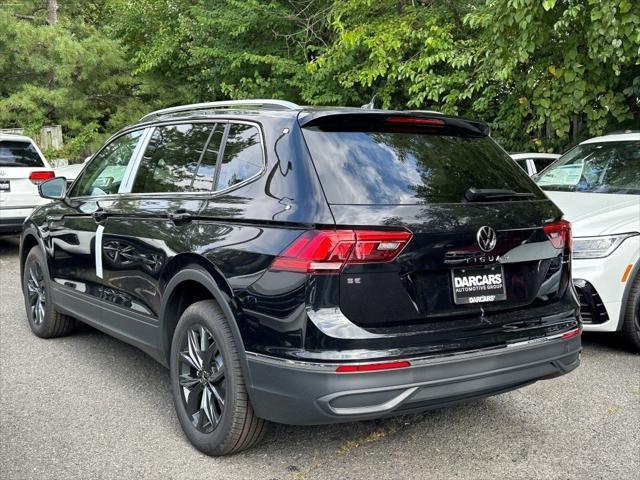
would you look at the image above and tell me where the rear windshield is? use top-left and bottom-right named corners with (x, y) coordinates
top-left (537, 141), bottom-right (639, 195)
top-left (302, 127), bottom-right (543, 204)
top-left (0, 140), bottom-right (45, 167)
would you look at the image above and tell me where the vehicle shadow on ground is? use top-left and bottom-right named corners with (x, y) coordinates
top-left (0, 235), bottom-right (20, 254)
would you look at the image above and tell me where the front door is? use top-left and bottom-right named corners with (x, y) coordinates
top-left (47, 128), bottom-right (147, 300)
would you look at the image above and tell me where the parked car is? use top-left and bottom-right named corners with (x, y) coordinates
top-left (54, 156), bottom-right (91, 191)
top-left (0, 134), bottom-right (54, 234)
top-left (511, 153), bottom-right (560, 176)
top-left (537, 131), bottom-right (640, 350)
top-left (20, 99), bottom-right (581, 455)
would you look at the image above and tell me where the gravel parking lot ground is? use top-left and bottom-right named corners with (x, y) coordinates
top-left (1, 235), bottom-right (639, 480)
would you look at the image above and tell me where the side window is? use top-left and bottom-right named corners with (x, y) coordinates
top-left (132, 123), bottom-right (222, 193)
top-left (217, 124), bottom-right (263, 190)
top-left (514, 158), bottom-right (528, 172)
top-left (71, 130), bottom-right (144, 198)
top-left (533, 157), bottom-right (555, 172)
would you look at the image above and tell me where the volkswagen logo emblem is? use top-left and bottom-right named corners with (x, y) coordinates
top-left (477, 226), bottom-right (497, 253)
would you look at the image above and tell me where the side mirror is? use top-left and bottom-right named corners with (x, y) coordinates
top-left (39, 177), bottom-right (68, 200)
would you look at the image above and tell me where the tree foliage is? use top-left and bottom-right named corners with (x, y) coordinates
top-left (0, 0), bottom-right (638, 159)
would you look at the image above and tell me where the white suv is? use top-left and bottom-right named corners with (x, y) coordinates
top-left (0, 134), bottom-right (54, 234)
top-left (537, 131), bottom-right (640, 350)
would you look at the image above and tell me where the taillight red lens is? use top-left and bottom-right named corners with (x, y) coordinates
top-left (29, 171), bottom-right (55, 183)
top-left (386, 116), bottom-right (445, 127)
top-left (270, 229), bottom-right (412, 273)
top-left (543, 219), bottom-right (571, 251)
top-left (335, 361), bottom-right (411, 373)
top-left (560, 327), bottom-right (581, 340)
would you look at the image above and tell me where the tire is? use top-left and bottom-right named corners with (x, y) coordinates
top-left (22, 247), bottom-right (75, 338)
top-left (621, 272), bottom-right (640, 352)
top-left (170, 299), bottom-right (267, 455)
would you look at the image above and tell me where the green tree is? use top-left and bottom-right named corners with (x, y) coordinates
top-left (465, 0), bottom-right (640, 151)
top-left (0, 2), bottom-right (143, 159)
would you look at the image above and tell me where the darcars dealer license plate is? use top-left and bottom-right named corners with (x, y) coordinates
top-left (451, 266), bottom-right (506, 304)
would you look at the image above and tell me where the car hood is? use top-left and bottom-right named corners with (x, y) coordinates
top-left (543, 191), bottom-right (640, 237)
top-left (54, 163), bottom-right (84, 180)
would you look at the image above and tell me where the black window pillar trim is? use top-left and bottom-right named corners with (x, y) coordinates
top-left (120, 127), bottom-right (155, 194)
top-left (212, 122), bottom-right (230, 192)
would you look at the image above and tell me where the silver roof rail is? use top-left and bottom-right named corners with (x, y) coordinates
top-left (139, 99), bottom-right (302, 121)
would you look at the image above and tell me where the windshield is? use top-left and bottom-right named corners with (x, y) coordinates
top-left (0, 140), bottom-right (45, 167)
top-left (302, 127), bottom-right (543, 204)
top-left (537, 141), bottom-right (639, 195)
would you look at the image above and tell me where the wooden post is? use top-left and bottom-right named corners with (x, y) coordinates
top-left (47, 0), bottom-right (58, 25)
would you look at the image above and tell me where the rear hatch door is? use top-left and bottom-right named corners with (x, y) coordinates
top-left (0, 140), bottom-right (52, 209)
top-left (300, 112), bottom-right (570, 338)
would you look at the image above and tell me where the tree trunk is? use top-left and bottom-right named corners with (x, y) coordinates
top-left (47, 0), bottom-right (58, 25)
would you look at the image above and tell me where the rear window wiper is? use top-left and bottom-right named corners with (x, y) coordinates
top-left (464, 187), bottom-right (536, 202)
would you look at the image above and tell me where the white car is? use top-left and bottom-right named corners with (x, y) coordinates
top-left (0, 134), bottom-right (54, 234)
top-left (537, 131), bottom-right (640, 350)
top-left (54, 157), bottom-right (89, 189)
top-left (511, 153), bottom-right (560, 176)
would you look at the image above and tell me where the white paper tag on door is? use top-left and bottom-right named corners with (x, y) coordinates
top-left (95, 224), bottom-right (104, 279)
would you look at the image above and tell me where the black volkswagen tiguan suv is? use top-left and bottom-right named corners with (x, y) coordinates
top-left (20, 99), bottom-right (581, 455)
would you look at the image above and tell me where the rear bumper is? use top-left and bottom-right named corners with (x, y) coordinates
top-left (246, 333), bottom-right (581, 425)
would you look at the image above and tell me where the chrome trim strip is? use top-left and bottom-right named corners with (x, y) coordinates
top-left (306, 307), bottom-right (388, 339)
top-left (245, 330), bottom-right (579, 373)
top-left (324, 387), bottom-right (419, 416)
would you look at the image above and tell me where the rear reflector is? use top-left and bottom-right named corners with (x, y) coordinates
top-left (560, 328), bottom-right (581, 340)
top-left (386, 116), bottom-right (445, 127)
top-left (335, 361), bottom-right (411, 373)
top-left (270, 229), bottom-right (412, 274)
top-left (29, 171), bottom-right (55, 183)
top-left (543, 219), bottom-right (571, 251)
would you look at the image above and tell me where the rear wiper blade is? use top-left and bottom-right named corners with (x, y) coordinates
top-left (464, 187), bottom-right (536, 202)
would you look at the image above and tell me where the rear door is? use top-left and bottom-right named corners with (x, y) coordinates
top-left (301, 114), bottom-right (570, 338)
top-left (0, 139), bottom-right (52, 211)
top-left (97, 121), bottom-right (226, 318)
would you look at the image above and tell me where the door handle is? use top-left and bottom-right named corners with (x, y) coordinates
top-left (92, 209), bottom-right (108, 223)
top-left (168, 209), bottom-right (192, 225)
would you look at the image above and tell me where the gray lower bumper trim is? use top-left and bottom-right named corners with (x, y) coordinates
top-left (246, 335), bottom-right (581, 425)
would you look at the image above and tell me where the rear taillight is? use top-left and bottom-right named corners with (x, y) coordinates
top-left (560, 327), bottom-right (581, 340)
top-left (270, 229), bottom-right (412, 274)
top-left (543, 219), bottom-right (571, 251)
top-left (29, 171), bottom-right (55, 184)
top-left (335, 360), bottom-right (411, 373)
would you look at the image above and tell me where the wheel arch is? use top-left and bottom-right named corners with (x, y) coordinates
top-left (158, 264), bottom-right (252, 386)
top-left (20, 226), bottom-right (47, 285)
top-left (618, 260), bottom-right (640, 331)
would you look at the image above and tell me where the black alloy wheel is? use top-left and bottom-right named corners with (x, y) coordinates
top-left (178, 325), bottom-right (226, 433)
top-left (25, 259), bottom-right (47, 326)
top-left (22, 247), bottom-right (75, 338)
top-left (170, 299), bottom-right (267, 455)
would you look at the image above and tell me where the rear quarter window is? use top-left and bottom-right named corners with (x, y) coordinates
top-left (302, 127), bottom-right (544, 204)
top-left (216, 124), bottom-right (263, 190)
